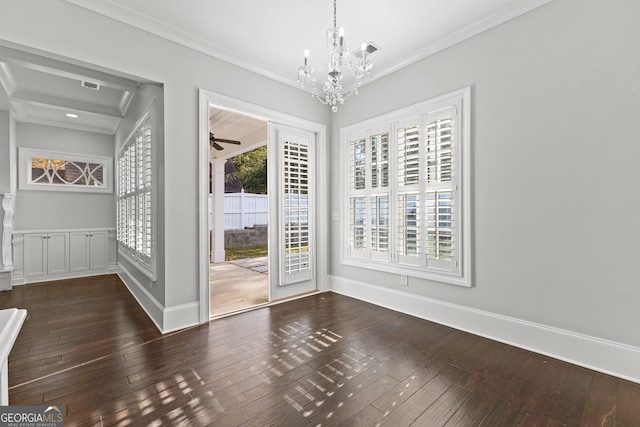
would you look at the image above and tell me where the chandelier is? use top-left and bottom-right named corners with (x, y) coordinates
top-left (297, 0), bottom-right (374, 112)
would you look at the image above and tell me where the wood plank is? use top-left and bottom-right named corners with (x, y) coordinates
top-left (411, 383), bottom-right (471, 426)
top-left (444, 348), bottom-right (531, 427)
top-left (616, 379), bottom-right (640, 427)
top-left (379, 364), bottom-right (466, 426)
top-left (548, 365), bottom-right (594, 427)
top-left (2, 276), bottom-right (638, 426)
top-left (579, 373), bottom-right (617, 426)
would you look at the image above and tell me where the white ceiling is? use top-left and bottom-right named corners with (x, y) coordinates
top-left (209, 108), bottom-right (267, 160)
top-left (0, 45), bottom-right (140, 134)
top-left (0, 0), bottom-right (552, 139)
top-left (64, 0), bottom-right (552, 89)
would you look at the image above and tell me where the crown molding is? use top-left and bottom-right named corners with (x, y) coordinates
top-left (64, 0), bottom-right (554, 90)
top-left (0, 61), bottom-right (17, 96)
top-left (372, 0), bottom-right (554, 82)
top-left (63, 0), bottom-right (302, 89)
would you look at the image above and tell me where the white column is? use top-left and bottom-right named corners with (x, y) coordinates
top-left (211, 159), bottom-right (226, 263)
top-left (1, 194), bottom-right (15, 272)
top-left (240, 189), bottom-right (246, 229)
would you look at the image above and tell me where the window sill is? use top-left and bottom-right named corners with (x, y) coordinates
top-left (341, 256), bottom-right (471, 288)
top-left (118, 247), bottom-right (156, 281)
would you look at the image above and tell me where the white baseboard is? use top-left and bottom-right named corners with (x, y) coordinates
top-left (117, 267), bottom-right (164, 333)
top-left (329, 275), bottom-right (640, 384)
top-left (163, 302), bottom-right (200, 333)
top-left (11, 269), bottom-right (116, 286)
top-left (118, 267), bottom-right (200, 334)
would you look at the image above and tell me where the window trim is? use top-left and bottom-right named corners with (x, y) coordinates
top-left (340, 87), bottom-right (472, 287)
top-left (116, 103), bottom-right (156, 281)
top-left (18, 148), bottom-right (113, 193)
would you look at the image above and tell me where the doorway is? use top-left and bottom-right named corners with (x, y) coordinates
top-left (209, 108), bottom-right (269, 317)
top-left (198, 90), bottom-right (329, 324)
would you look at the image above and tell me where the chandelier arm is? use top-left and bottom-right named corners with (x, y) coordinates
top-left (333, 0), bottom-right (337, 29)
top-left (297, 0), bottom-right (374, 112)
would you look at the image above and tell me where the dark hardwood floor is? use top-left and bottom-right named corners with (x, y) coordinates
top-left (1, 275), bottom-right (638, 426)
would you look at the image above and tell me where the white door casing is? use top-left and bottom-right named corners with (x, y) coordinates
top-left (198, 89), bottom-right (328, 324)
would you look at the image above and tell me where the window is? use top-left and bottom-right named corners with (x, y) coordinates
top-left (19, 148), bottom-right (113, 193)
top-left (341, 87), bottom-right (471, 286)
top-left (116, 105), bottom-right (155, 279)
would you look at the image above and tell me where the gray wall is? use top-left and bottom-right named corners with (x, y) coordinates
top-left (0, 0), bottom-right (329, 314)
top-left (14, 123), bottom-right (116, 230)
top-left (330, 0), bottom-right (640, 348)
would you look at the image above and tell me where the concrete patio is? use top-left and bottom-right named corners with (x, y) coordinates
top-left (209, 256), bottom-right (268, 317)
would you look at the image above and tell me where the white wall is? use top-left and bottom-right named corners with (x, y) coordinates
top-left (329, 0), bottom-right (640, 379)
top-left (0, 0), bottom-right (329, 330)
top-left (14, 123), bottom-right (116, 230)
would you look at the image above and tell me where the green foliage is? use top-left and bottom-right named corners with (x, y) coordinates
top-left (231, 146), bottom-right (267, 194)
top-left (225, 245), bottom-right (268, 261)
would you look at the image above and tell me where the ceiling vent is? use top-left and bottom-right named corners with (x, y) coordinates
top-left (81, 81), bottom-right (100, 90)
top-left (353, 42), bottom-right (380, 59)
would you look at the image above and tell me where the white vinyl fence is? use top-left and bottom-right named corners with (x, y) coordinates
top-left (209, 192), bottom-right (268, 230)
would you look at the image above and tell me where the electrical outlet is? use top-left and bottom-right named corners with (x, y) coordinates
top-left (400, 275), bottom-right (408, 286)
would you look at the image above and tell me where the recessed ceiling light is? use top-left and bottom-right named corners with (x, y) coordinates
top-left (66, 113), bottom-right (78, 118)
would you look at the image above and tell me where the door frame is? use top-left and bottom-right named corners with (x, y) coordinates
top-left (197, 89), bottom-right (328, 324)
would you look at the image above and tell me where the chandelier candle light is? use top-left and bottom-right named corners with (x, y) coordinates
top-left (297, 0), bottom-right (374, 112)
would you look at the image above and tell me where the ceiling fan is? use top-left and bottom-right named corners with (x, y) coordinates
top-left (210, 132), bottom-right (241, 151)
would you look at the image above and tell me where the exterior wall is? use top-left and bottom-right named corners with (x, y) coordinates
top-left (225, 225), bottom-right (267, 249)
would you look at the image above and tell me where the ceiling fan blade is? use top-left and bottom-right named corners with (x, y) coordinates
top-left (212, 141), bottom-right (223, 151)
top-left (213, 138), bottom-right (242, 145)
top-left (210, 132), bottom-right (241, 145)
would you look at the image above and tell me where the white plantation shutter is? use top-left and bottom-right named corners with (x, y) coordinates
top-left (116, 157), bottom-right (123, 243)
top-left (369, 130), bottom-right (390, 261)
top-left (350, 196), bottom-right (366, 251)
top-left (136, 118), bottom-right (153, 267)
top-left (116, 106), bottom-right (155, 278)
top-left (347, 129), bottom-right (391, 261)
top-left (341, 88), bottom-right (470, 286)
top-left (424, 107), bottom-right (457, 272)
top-left (397, 119), bottom-right (422, 266)
top-left (370, 195), bottom-right (389, 254)
top-left (348, 133), bottom-right (367, 258)
top-left (397, 123), bottom-right (420, 186)
top-left (370, 132), bottom-right (389, 189)
top-left (281, 132), bottom-right (313, 285)
top-left (350, 137), bottom-right (366, 191)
